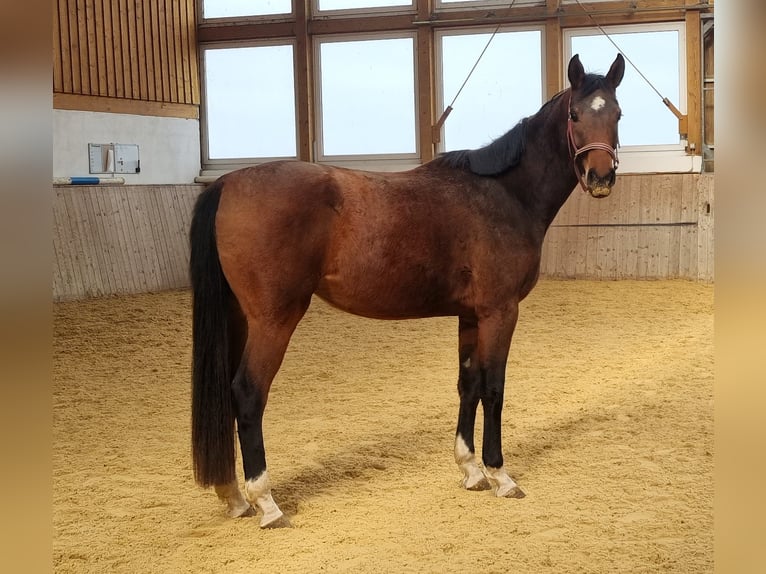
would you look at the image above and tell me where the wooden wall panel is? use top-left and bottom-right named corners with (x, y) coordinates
top-left (53, 0), bottom-right (199, 114)
top-left (53, 175), bottom-right (713, 302)
top-left (540, 173), bottom-right (714, 281)
top-left (696, 174), bottom-right (714, 281)
top-left (53, 185), bottom-right (204, 301)
top-left (685, 10), bottom-right (702, 154)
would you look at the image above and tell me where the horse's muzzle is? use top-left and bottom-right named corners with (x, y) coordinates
top-left (586, 168), bottom-right (616, 198)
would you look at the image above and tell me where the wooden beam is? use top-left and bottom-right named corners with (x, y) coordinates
top-left (416, 0), bottom-right (435, 162)
top-left (156, 1), bottom-right (170, 100)
top-left (171, 0), bottom-right (184, 103)
top-left (103, 0), bottom-right (116, 97)
top-left (54, 93), bottom-right (200, 119)
top-left (309, 14), bottom-right (414, 35)
top-left (177, 0), bottom-right (192, 103)
top-left (85, 0), bottom-right (98, 95)
top-left (545, 0), bottom-right (562, 99)
top-left (77, 0), bottom-right (90, 93)
top-left (684, 9), bottom-right (702, 154)
top-left (145, 0), bottom-right (159, 101)
top-left (164, 0), bottom-right (179, 102)
top-left (68, 0), bottom-right (81, 93)
top-left (294, 0), bottom-right (313, 162)
top-left (119, 0), bottom-right (133, 99)
top-left (53, 2), bottom-right (63, 93)
top-left (197, 21), bottom-right (296, 43)
top-left (555, 10), bottom-right (687, 28)
top-left (187, 0), bottom-right (201, 105)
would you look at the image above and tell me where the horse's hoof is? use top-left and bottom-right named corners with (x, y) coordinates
top-left (497, 486), bottom-right (526, 499)
top-left (464, 477), bottom-right (491, 491)
top-left (226, 503), bottom-right (256, 518)
top-left (234, 505), bottom-right (257, 518)
top-left (260, 513), bottom-right (292, 529)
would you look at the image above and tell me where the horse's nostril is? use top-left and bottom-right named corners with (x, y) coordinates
top-left (587, 169), bottom-right (616, 187)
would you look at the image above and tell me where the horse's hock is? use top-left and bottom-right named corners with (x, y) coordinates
top-left (53, 279), bottom-right (713, 572)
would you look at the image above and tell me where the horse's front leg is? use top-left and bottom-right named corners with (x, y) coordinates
top-left (455, 316), bottom-right (490, 491)
top-left (478, 308), bottom-right (525, 499)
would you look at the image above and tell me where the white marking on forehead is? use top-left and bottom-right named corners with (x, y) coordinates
top-left (590, 96), bottom-right (606, 111)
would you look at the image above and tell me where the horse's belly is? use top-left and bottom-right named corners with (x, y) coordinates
top-left (314, 271), bottom-right (464, 320)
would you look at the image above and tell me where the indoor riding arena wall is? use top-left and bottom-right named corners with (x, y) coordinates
top-left (52, 173), bottom-right (713, 301)
top-left (53, 173), bottom-right (714, 572)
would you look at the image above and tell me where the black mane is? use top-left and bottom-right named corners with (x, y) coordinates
top-left (433, 74), bottom-right (609, 177)
top-left (435, 118), bottom-right (528, 176)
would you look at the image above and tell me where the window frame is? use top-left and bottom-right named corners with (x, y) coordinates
top-left (563, 21), bottom-right (701, 173)
top-left (198, 0), bottom-right (295, 22)
top-left (195, 3), bottom-right (710, 175)
top-left (199, 39), bottom-right (300, 169)
top-left (435, 0), bottom-right (544, 11)
top-left (313, 31), bottom-right (420, 166)
top-left (434, 23), bottom-right (546, 154)
top-left (312, 0), bottom-right (416, 18)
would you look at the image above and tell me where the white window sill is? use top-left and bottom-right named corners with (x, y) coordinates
top-left (617, 145), bottom-right (702, 174)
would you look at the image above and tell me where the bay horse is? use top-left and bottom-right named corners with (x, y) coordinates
top-left (190, 54), bottom-right (625, 527)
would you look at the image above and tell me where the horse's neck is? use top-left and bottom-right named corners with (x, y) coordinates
top-left (502, 94), bottom-right (579, 233)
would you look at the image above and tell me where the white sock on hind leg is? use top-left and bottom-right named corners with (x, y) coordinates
top-left (245, 471), bottom-right (285, 527)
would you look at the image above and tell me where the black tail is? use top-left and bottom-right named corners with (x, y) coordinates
top-left (190, 179), bottom-right (236, 487)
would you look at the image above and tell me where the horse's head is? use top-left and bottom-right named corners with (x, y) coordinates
top-left (567, 53), bottom-right (625, 198)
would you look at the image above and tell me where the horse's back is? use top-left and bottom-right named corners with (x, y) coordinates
top-left (215, 159), bottom-right (459, 245)
top-left (217, 160), bottom-right (337, 207)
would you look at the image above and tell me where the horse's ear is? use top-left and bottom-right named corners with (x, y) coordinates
top-left (568, 54), bottom-right (585, 90)
top-left (606, 53), bottom-right (625, 88)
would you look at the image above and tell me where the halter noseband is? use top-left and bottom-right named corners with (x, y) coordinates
top-left (567, 96), bottom-right (619, 192)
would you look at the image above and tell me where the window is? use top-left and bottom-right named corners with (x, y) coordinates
top-left (436, 27), bottom-right (543, 152)
top-left (564, 22), bottom-right (697, 172)
top-left (566, 25), bottom-right (683, 147)
top-left (315, 35), bottom-right (417, 159)
top-left (202, 0), bottom-right (292, 19)
top-left (196, 4), bottom-right (705, 174)
top-left (437, 0), bottom-right (543, 8)
top-left (317, 0), bottom-right (413, 11)
top-left (202, 43), bottom-right (297, 162)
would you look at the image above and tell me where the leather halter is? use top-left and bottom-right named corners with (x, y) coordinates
top-left (567, 96), bottom-right (619, 192)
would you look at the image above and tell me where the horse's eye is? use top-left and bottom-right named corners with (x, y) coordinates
top-left (569, 110), bottom-right (578, 122)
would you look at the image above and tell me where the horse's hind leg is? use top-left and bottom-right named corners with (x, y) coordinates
top-left (454, 317), bottom-right (490, 491)
top-left (214, 481), bottom-right (253, 518)
top-left (213, 302), bottom-right (254, 518)
top-left (233, 305), bottom-right (309, 528)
